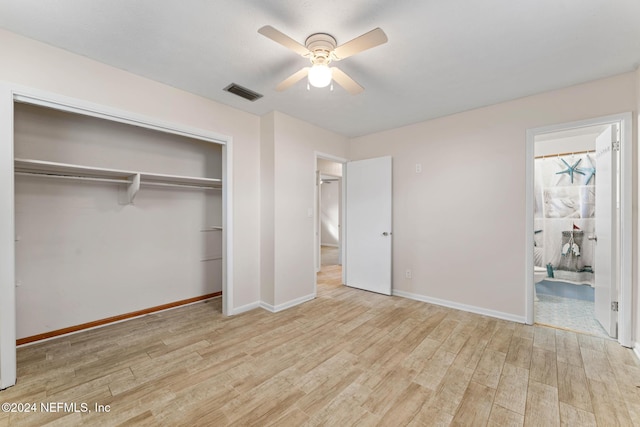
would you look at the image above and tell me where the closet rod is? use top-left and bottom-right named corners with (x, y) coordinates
top-left (141, 181), bottom-right (220, 190)
top-left (535, 149), bottom-right (595, 159)
top-left (15, 172), bottom-right (130, 185)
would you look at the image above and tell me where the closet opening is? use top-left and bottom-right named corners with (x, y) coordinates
top-left (13, 103), bottom-right (225, 343)
top-left (0, 87), bottom-right (232, 389)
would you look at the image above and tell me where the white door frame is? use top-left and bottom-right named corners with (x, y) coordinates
top-left (525, 113), bottom-right (632, 347)
top-left (0, 83), bottom-right (234, 389)
top-left (314, 152), bottom-right (348, 288)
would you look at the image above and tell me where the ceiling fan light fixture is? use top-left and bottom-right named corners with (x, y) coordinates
top-left (308, 64), bottom-right (332, 88)
top-left (258, 25), bottom-right (387, 94)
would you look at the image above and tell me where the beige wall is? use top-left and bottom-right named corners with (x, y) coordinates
top-left (318, 158), bottom-right (343, 177)
top-left (260, 112), bottom-right (276, 307)
top-left (0, 28), bottom-right (638, 347)
top-left (0, 29), bottom-right (261, 310)
top-left (636, 67), bottom-right (640, 348)
top-left (349, 73), bottom-right (637, 323)
top-left (261, 112), bottom-right (347, 309)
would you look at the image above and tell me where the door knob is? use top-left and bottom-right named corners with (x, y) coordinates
top-left (588, 235), bottom-right (597, 242)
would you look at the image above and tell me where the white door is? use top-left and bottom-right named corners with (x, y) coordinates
top-left (345, 156), bottom-right (392, 295)
top-left (594, 124), bottom-right (617, 337)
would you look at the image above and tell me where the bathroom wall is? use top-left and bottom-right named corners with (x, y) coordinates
top-left (534, 150), bottom-right (596, 282)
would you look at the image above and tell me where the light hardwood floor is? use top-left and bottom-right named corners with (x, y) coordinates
top-left (1, 266), bottom-right (639, 426)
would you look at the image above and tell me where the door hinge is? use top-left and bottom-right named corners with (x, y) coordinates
top-left (612, 140), bottom-right (620, 151)
top-left (611, 301), bottom-right (619, 312)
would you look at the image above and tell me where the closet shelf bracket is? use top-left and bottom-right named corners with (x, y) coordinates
top-left (119, 173), bottom-right (140, 205)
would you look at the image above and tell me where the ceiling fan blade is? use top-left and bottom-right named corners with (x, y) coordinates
top-left (276, 67), bottom-right (310, 91)
top-left (258, 25), bottom-right (310, 56)
top-left (333, 28), bottom-right (388, 60)
top-left (331, 67), bottom-right (364, 95)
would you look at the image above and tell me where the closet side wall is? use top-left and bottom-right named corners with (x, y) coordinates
top-left (14, 104), bottom-right (222, 339)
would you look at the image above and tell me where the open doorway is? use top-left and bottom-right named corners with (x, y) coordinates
top-left (319, 173), bottom-right (341, 265)
top-left (533, 124), bottom-right (608, 337)
top-left (526, 113), bottom-right (632, 347)
top-left (315, 156), bottom-right (344, 290)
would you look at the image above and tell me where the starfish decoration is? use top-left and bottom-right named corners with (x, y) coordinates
top-left (576, 155), bottom-right (596, 185)
top-left (556, 158), bottom-right (584, 184)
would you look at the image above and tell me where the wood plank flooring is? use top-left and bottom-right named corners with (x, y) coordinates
top-left (1, 265), bottom-right (639, 426)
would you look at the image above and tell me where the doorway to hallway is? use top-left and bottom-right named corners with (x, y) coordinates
top-left (315, 155), bottom-right (345, 291)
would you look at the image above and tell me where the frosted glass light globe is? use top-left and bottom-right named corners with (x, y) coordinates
top-left (308, 64), bottom-right (332, 88)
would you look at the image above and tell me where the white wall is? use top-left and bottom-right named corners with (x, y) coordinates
top-left (320, 177), bottom-right (340, 246)
top-left (349, 73), bottom-right (637, 322)
top-left (262, 112), bottom-right (348, 309)
top-left (535, 132), bottom-right (602, 157)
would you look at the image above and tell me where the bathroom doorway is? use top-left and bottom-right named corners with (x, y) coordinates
top-left (533, 124), bottom-right (607, 337)
top-left (526, 113), bottom-right (632, 346)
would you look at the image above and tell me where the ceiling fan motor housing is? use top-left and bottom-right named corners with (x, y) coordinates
top-left (305, 33), bottom-right (337, 65)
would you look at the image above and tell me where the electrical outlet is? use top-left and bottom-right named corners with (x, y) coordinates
top-left (15, 280), bottom-right (21, 287)
top-left (415, 163), bottom-right (422, 173)
top-left (405, 269), bottom-right (412, 279)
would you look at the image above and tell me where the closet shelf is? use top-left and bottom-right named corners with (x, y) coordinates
top-left (14, 158), bottom-right (222, 204)
top-left (201, 226), bottom-right (223, 232)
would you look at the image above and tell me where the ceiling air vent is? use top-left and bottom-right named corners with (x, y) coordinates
top-left (223, 83), bottom-right (263, 102)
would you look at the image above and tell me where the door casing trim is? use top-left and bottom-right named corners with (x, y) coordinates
top-left (525, 113), bottom-right (632, 347)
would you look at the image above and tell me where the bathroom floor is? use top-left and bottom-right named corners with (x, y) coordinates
top-left (535, 280), bottom-right (609, 338)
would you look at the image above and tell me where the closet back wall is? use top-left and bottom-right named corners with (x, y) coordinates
top-left (14, 104), bottom-right (222, 339)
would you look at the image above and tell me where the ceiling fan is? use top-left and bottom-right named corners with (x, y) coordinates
top-left (258, 25), bottom-right (388, 95)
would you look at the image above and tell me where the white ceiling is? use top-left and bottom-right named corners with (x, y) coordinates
top-left (1, 0), bottom-right (638, 137)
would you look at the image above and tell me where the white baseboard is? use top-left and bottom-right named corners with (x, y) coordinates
top-left (260, 293), bottom-right (316, 313)
top-left (393, 289), bottom-right (526, 324)
top-left (633, 342), bottom-right (640, 362)
top-left (230, 301), bottom-right (261, 315)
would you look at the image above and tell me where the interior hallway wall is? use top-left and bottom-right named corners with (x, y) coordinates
top-left (348, 72), bottom-right (637, 324)
top-left (318, 157), bottom-right (343, 248)
top-left (320, 178), bottom-right (340, 247)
